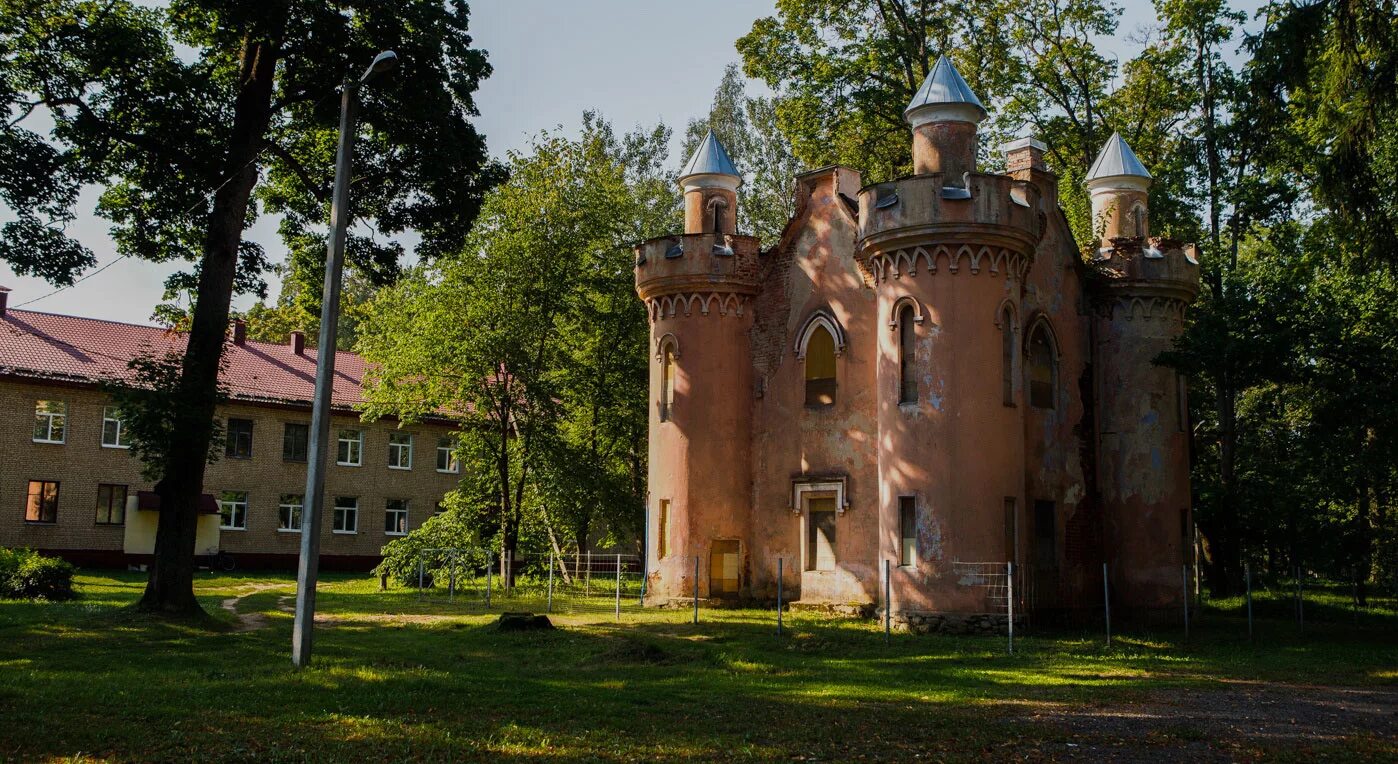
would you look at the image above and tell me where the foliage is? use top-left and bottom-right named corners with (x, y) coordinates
top-left (0, 548), bottom-right (76, 600)
top-left (373, 500), bottom-right (481, 586)
top-left (103, 350), bottom-right (227, 482)
top-left (360, 115), bottom-right (668, 570)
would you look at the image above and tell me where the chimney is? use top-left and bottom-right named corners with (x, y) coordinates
top-left (0, 286), bottom-right (10, 317)
top-left (289, 330), bottom-right (305, 355)
top-left (231, 318), bottom-right (247, 345)
top-left (1004, 136), bottom-right (1057, 210)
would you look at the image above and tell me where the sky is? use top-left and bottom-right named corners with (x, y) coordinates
top-left (0, 0), bottom-right (1262, 325)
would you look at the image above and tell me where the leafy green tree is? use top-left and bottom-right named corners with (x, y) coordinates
top-left (0, 0), bottom-right (501, 613)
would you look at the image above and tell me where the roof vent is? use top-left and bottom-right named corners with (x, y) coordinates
top-left (0, 286), bottom-right (10, 317)
top-left (290, 330), bottom-right (306, 355)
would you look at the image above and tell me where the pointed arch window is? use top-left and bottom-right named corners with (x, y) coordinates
top-left (1001, 306), bottom-right (1016, 406)
top-left (898, 305), bottom-right (917, 403)
top-left (659, 340), bottom-right (678, 422)
top-left (804, 326), bottom-right (837, 406)
top-left (1132, 203), bottom-right (1147, 238)
top-left (1027, 322), bottom-right (1057, 410)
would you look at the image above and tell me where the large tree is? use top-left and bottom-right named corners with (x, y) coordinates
top-left (0, 0), bottom-right (502, 613)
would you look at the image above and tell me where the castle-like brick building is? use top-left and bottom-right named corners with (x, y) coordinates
top-left (636, 57), bottom-right (1199, 626)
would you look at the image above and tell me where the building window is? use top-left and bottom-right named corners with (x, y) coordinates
top-left (1028, 324), bottom-right (1057, 409)
top-left (225, 418), bottom-right (253, 459)
top-left (1034, 500), bottom-right (1056, 570)
top-left (337, 429), bottom-right (363, 466)
top-left (1001, 307), bottom-right (1016, 406)
top-left (388, 432), bottom-right (413, 470)
top-left (1003, 497), bottom-right (1018, 563)
top-left (806, 497), bottom-right (837, 571)
top-left (96, 484), bottom-right (127, 525)
top-left (436, 437), bottom-right (459, 473)
top-left (283, 423), bottom-right (309, 463)
top-left (219, 490), bottom-right (248, 530)
top-left (333, 497), bottom-right (358, 534)
top-left (659, 342), bottom-right (677, 422)
top-left (898, 496), bottom-right (917, 567)
top-left (279, 494), bottom-right (303, 532)
top-left (804, 325), bottom-right (838, 406)
top-left (657, 499), bottom-right (670, 560)
top-left (385, 499), bottom-right (409, 536)
top-left (33, 400), bottom-right (66, 444)
top-left (101, 406), bottom-right (131, 449)
top-left (25, 480), bottom-right (59, 523)
top-left (898, 306), bottom-right (917, 404)
top-left (1132, 203), bottom-right (1147, 238)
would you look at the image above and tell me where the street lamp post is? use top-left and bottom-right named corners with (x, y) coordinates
top-left (292, 51), bottom-right (398, 668)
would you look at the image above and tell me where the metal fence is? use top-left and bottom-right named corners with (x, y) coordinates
top-left (413, 547), bottom-right (644, 617)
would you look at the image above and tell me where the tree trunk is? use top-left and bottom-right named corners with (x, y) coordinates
top-left (139, 20), bottom-right (284, 614)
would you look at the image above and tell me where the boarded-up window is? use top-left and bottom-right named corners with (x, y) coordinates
top-left (657, 499), bottom-right (670, 560)
top-left (660, 343), bottom-right (677, 421)
top-left (1028, 325), bottom-right (1056, 409)
top-left (898, 306), bottom-right (917, 403)
top-left (804, 326), bottom-right (837, 406)
top-left (1034, 500), bottom-right (1056, 570)
top-left (807, 498), bottom-right (837, 571)
top-left (898, 496), bottom-right (917, 567)
top-left (710, 539), bottom-right (740, 596)
top-left (1001, 307), bottom-right (1015, 405)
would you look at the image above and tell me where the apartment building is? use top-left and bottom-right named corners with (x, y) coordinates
top-left (0, 289), bottom-right (460, 570)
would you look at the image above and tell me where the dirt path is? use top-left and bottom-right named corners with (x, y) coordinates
top-left (1007, 680), bottom-right (1398, 761)
top-left (219, 584), bottom-right (291, 632)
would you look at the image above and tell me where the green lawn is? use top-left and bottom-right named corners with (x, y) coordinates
top-left (0, 571), bottom-right (1394, 762)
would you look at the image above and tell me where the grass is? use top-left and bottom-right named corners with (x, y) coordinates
top-left (0, 571), bottom-right (1393, 762)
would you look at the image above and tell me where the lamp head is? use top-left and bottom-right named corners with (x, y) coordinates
top-left (360, 51), bottom-right (399, 83)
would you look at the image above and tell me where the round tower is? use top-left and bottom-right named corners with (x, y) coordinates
top-left (859, 57), bottom-right (1040, 622)
top-left (1086, 133), bottom-right (1200, 613)
top-left (635, 133), bottom-right (760, 601)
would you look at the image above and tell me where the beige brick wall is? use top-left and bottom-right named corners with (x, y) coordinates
top-left (0, 377), bottom-right (461, 564)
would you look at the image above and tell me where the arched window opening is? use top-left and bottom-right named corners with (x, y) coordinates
top-left (1001, 307), bottom-right (1015, 406)
top-left (660, 342), bottom-right (677, 421)
top-left (1132, 203), bottom-right (1147, 238)
top-left (898, 305), bottom-right (917, 403)
top-left (804, 325), bottom-right (837, 406)
top-left (1028, 324), bottom-right (1056, 409)
top-left (706, 196), bottom-right (729, 235)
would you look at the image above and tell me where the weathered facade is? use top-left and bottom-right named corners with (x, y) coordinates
top-left (0, 306), bottom-right (461, 570)
top-left (636, 57), bottom-right (1199, 626)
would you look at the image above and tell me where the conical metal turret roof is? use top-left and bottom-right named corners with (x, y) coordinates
top-left (679, 130), bottom-right (741, 182)
top-left (1087, 132), bottom-right (1151, 181)
top-left (904, 55), bottom-right (988, 123)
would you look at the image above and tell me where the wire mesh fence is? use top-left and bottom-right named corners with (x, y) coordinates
top-left (413, 547), bottom-right (644, 618)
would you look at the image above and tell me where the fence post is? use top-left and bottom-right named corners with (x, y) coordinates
top-left (448, 549), bottom-right (457, 602)
top-left (777, 557), bottom-right (784, 637)
top-left (693, 554), bottom-right (699, 625)
top-left (1102, 562), bottom-right (1111, 647)
top-left (1007, 561), bottom-right (1014, 655)
top-left (615, 553), bottom-right (622, 621)
top-left (1182, 564), bottom-right (1190, 641)
top-left (884, 558), bottom-right (891, 645)
top-left (1245, 564), bottom-right (1253, 642)
top-left (485, 551), bottom-right (493, 609)
top-left (586, 550), bottom-right (592, 598)
top-left (417, 557), bottom-right (424, 601)
top-left (547, 549), bottom-right (554, 614)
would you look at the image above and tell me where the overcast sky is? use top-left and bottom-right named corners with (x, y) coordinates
top-left (1, 0), bottom-right (1261, 325)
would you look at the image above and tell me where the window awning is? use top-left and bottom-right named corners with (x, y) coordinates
top-left (135, 491), bottom-right (221, 515)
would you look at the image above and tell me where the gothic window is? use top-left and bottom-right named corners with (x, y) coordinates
top-left (660, 340), bottom-right (677, 422)
top-left (1001, 306), bottom-right (1016, 406)
top-left (1132, 203), bottom-right (1147, 238)
top-left (1027, 322), bottom-right (1057, 410)
top-left (898, 305), bottom-right (917, 403)
top-left (898, 497), bottom-right (917, 567)
top-left (804, 325), bottom-right (837, 406)
top-left (706, 196), bottom-right (729, 234)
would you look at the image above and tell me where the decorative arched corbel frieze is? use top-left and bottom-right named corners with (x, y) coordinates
top-left (793, 309), bottom-right (848, 359)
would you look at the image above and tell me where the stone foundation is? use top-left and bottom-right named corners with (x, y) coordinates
top-left (880, 609), bottom-right (1023, 635)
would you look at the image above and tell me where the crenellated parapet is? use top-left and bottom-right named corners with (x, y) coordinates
top-left (855, 172), bottom-right (1041, 282)
top-left (635, 232), bottom-right (762, 321)
top-left (1090, 237), bottom-right (1201, 321)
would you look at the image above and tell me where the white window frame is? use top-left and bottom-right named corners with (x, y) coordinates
top-left (333, 497), bottom-right (359, 534)
top-left (101, 406), bottom-right (131, 449)
top-left (388, 432), bottom-right (413, 470)
top-left (337, 429), bottom-right (363, 467)
top-left (219, 491), bottom-right (248, 531)
top-left (384, 499), bottom-right (409, 536)
top-left (33, 400), bottom-right (67, 444)
top-left (435, 438), bottom-right (459, 473)
top-left (278, 494), bottom-right (303, 533)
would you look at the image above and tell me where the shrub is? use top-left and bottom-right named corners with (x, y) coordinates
top-left (375, 508), bottom-right (482, 587)
top-left (0, 548), bottom-right (77, 601)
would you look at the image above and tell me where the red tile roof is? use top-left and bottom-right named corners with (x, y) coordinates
top-left (0, 308), bottom-right (367, 409)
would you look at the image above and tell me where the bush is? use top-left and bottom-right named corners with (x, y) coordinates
top-left (375, 508), bottom-right (482, 587)
top-left (0, 548), bottom-right (77, 601)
